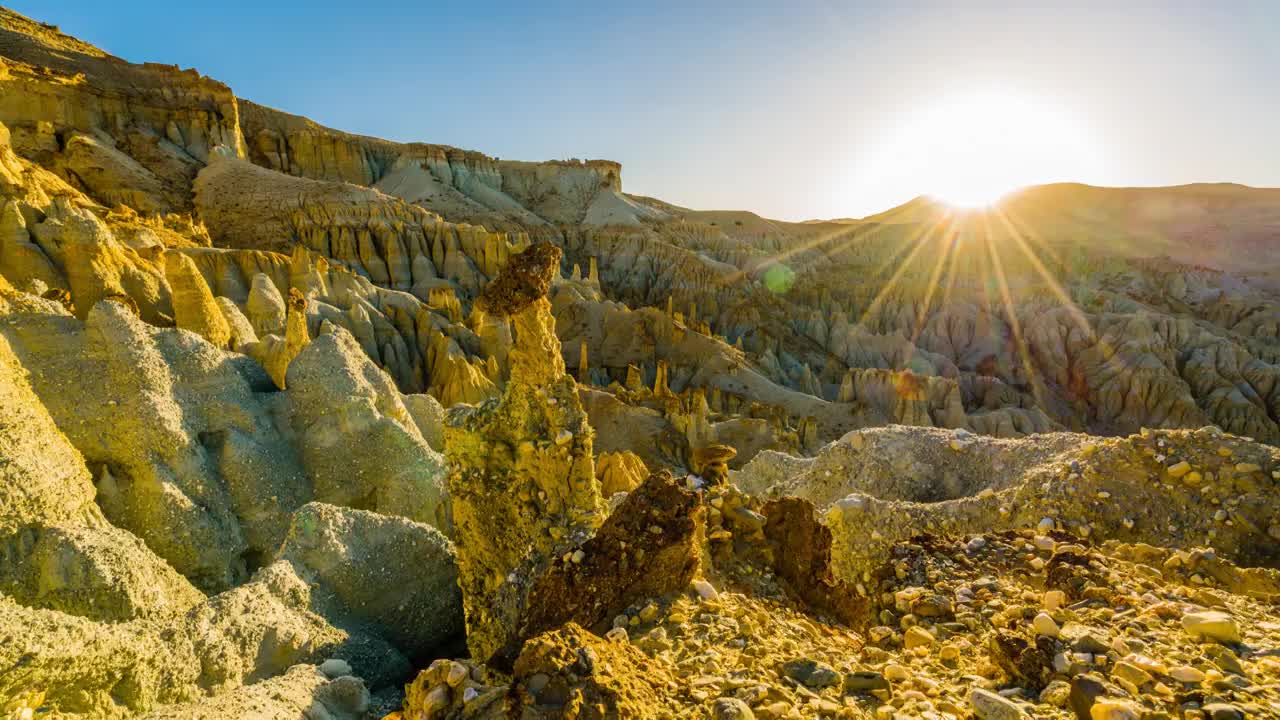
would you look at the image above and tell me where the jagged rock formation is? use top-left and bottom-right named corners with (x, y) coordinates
top-left (4, 8), bottom-right (1280, 719)
top-left (237, 100), bottom-right (665, 231)
top-left (0, 317), bottom-right (460, 716)
top-left (738, 425), bottom-right (1280, 578)
top-left (165, 250), bottom-right (230, 347)
top-left (444, 243), bottom-right (607, 664)
top-left (594, 449), bottom-right (648, 495)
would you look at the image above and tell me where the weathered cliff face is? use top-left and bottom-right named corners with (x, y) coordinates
top-left (0, 9), bottom-right (244, 214)
top-left (6, 8), bottom-right (1280, 719)
top-left (239, 99), bottom-right (661, 230)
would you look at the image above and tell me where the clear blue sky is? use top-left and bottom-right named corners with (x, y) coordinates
top-left (14, 1), bottom-right (1280, 219)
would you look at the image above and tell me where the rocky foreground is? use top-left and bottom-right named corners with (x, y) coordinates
top-left (2, 7), bottom-right (1280, 720)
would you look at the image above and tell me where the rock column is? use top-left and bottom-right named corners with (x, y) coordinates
top-left (445, 243), bottom-right (605, 664)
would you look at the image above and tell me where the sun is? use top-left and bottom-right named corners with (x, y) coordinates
top-left (860, 87), bottom-right (1103, 211)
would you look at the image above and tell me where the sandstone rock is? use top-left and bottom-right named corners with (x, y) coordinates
top-left (0, 523), bottom-right (204, 622)
top-left (0, 332), bottom-right (98, 529)
top-left (214, 295), bottom-right (257, 349)
top-left (595, 449), bottom-right (648, 496)
top-left (137, 665), bottom-right (371, 720)
top-left (0, 558), bottom-right (405, 717)
top-left (401, 391), bottom-right (447, 452)
top-left (970, 688), bottom-right (1025, 719)
top-left (165, 251), bottom-right (231, 347)
top-left (1181, 610), bottom-right (1241, 644)
top-left (246, 272), bottom-right (286, 337)
top-left (4, 300), bottom-right (309, 591)
top-left (253, 286), bottom-right (309, 389)
top-left (276, 502), bottom-right (464, 660)
top-left (446, 243), bottom-right (605, 664)
top-left (283, 329), bottom-right (448, 530)
top-left (492, 470), bottom-right (702, 666)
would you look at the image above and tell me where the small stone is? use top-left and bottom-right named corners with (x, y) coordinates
top-left (781, 658), bottom-right (840, 689)
top-left (1167, 461), bottom-right (1192, 478)
top-left (1068, 675), bottom-right (1109, 719)
top-left (1110, 661), bottom-right (1152, 688)
top-left (638, 602), bottom-right (660, 623)
top-left (319, 658), bottom-right (352, 679)
top-left (904, 626), bottom-right (935, 649)
top-left (1089, 699), bottom-right (1139, 720)
top-left (844, 671), bottom-right (890, 693)
top-left (1167, 666), bottom-right (1204, 684)
top-left (712, 697), bottom-right (756, 720)
top-left (1202, 704), bottom-right (1244, 720)
top-left (555, 429), bottom-right (573, 445)
top-left (1181, 610), bottom-right (1241, 644)
top-left (970, 688), bottom-right (1025, 719)
top-left (692, 578), bottom-right (720, 600)
top-left (756, 702), bottom-right (793, 719)
top-left (422, 685), bottom-right (451, 713)
top-left (868, 626), bottom-right (895, 644)
top-left (911, 593), bottom-right (954, 618)
top-left (445, 661), bottom-right (469, 687)
top-left (1043, 590), bottom-right (1066, 611)
top-left (883, 664), bottom-right (910, 682)
top-left (939, 644), bottom-right (960, 662)
top-left (1033, 612), bottom-right (1060, 638)
top-left (1039, 680), bottom-right (1070, 707)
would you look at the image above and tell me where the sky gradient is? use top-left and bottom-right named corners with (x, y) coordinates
top-left (15, 1), bottom-right (1280, 220)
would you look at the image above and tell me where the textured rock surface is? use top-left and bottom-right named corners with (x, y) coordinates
top-left (738, 425), bottom-right (1280, 577)
top-left (0, 331), bottom-right (98, 529)
top-left (275, 502), bottom-right (464, 661)
top-left (2, 299), bottom-right (308, 591)
top-left (164, 250), bottom-right (230, 347)
top-left (136, 665), bottom-right (371, 720)
top-left (6, 9), bottom-right (1280, 719)
top-left (492, 471), bottom-right (703, 666)
top-left (282, 328), bottom-right (449, 530)
top-left (445, 243), bottom-right (605, 664)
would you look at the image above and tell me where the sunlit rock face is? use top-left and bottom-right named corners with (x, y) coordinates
top-left (444, 243), bottom-right (606, 664)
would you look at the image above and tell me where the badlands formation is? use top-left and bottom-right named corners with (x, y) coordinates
top-left (2, 8), bottom-right (1280, 720)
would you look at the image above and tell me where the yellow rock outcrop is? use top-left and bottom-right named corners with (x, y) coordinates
top-left (445, 243), bottom-right (605, 664)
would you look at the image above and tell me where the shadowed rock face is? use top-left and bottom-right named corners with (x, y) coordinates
top-left (760, 496), bottom-right (868, 627)
top-left (495, 471), bottom-right (703, 667)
